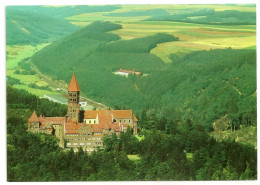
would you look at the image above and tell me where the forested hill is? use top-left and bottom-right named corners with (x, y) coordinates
top-left (31, 21), bottom-right (256, 130)
top-left (6, 5), bottom-right (120, 19)
top-left (7, 85), bottom-right (257, 181)
top-left (6, 9), bottom-right (78, 45)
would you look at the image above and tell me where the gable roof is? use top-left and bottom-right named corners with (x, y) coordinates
top-left (91, 124), bottom-right (103, 133)
top-left (84, 110), bottom-right (103, 119)
top-left (109, 110), bottom-right (132, 119)
top-left (84, 110), bottom-right (133, 119)
top-left (65, 122), bottom-right (83, 134)
top-left (38, 116), bottom-right (66, 125)
top-left (133, 114), bottom-right (138, 122)
top-left (118, 69), bottom-right (142, 75)
top-left (29, 111), bottom-right (39, 122)
top-left (68, 73), bottom-right (80, 92)
top-left (98, 113), bottom-right (113, 129)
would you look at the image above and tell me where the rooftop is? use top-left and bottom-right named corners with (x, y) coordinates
top-left (29, 111), bottom-right (39, 122)
top-left (68, 73), bottom-right (80, 92)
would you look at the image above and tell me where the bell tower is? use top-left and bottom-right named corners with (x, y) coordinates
top-left (67, 73), bottom-right (80, 123)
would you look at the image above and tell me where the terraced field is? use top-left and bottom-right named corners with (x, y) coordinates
top-left (6, 4), bottom-right (256, 109)
top-left (66, 5), bottom-right (256, 63)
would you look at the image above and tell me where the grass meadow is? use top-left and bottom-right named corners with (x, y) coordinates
top-left (66, 5), bottom-right (255, 63)
top-left (6, 43), bottom-right (49, 69)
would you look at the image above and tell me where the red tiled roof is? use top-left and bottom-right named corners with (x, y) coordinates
top-left (109, 110), bottom-right (132, 118)
top-left (29, 111), bottom-right (39, 122)
top-left (133, 114), bottom-right (138, 122)
top-left (68, 73), bottom-right (80, 92)
top-left (91, 124), bottom-right (103, 133)
top-left (40, 121), bottom-right (53, 129)
top-left (84, 110), bottom-right (102, 119)
top-left (65, 122), bottom-right (83, 134)
top-left (84, 110), bottom-right (133, 119)
top-left (98, 113), bottom-right (112, 129)
top-left (110, 122), bottom-right (121, 132)
top-left (38, 116), bottom-right (66, 125)
top-left (118, 69), bottom-right (142, 75)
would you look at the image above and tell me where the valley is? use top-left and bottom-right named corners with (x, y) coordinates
top-left (6, 3), bottom-right (256, 135)
top-left (6, 4), bottom-right (257, 181)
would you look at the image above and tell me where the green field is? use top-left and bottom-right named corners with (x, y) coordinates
top-left (127, 155), bottom-right (140, 161)
top-left (6, 43), bottom-right (60, 97)
top-left (6, 5), bottom-right (257, 181)
top-left (66, 5), bottom-right (256, 63)
top-left (6, 43), bottom-right (49, 69)
top-left (6, 4), bottom-right (256, 134)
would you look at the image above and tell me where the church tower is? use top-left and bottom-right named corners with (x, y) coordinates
top-left (67, 73), bottom-right (80, 123)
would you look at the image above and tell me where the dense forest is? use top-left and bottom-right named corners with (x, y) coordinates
top-left (6, 5), bottom-right (121, 45)
top-left (31, 21), bottom-right (256, 130)
top-left (7, 86), bottom-right (257, 181)
top-left (6, 9), bottom-right (79, 45)
top-left (7, 5), bottom-right (119, 19)
top-left (6, 5), bottom-right (256, 181)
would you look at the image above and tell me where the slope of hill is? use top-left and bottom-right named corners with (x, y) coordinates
top-left (7, 5), bottom-right (120, 19)
top-left (146, 9), bottom-right (256, 25)
top-left (31, 21), bottom-right (256, 130)
top-left (7, 86), bottom-right (257, 181)
top-left (6, 9), bottom-right (79, 45)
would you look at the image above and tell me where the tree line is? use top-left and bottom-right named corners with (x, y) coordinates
top-left (7, 86), bottom-right (257, 181)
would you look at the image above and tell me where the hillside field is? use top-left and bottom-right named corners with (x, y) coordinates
top-left (6, 4), bottom-right (257, 181)
top-left (66, 5), bottom-right (256, 63)
top-left (6, 4), bottom-right (256, 145)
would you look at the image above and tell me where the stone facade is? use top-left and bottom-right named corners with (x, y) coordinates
top-left (28, 73), bottom-right (138, 152)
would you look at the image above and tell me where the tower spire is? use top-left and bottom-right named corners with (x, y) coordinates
top-left (67, 73), bottom-right (80, 123)
top-left (68, 73), bottom-right (80, 92)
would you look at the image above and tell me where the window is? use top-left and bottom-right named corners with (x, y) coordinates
top-left (129, 120), bottom-right (131, 123)
top-left (124, 120), bottom-right (126, 123)
top-left (89, 120), bottom-right (91, 124)
top-left (94, 120), bottom-right (96, 123)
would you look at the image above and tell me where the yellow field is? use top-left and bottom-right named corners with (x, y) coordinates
top-left (68, 12), bottom-right (256, 63)
top-left (193, 36), bottom-right (256, 49)
top-left (164, 4), bottom-right (256, 13)
top-left (66, 4), bottom-right (256, 27)
top-left (66, 12), bottom-right (149, 27)
top-left (110, 4), bottom-right (255, 13)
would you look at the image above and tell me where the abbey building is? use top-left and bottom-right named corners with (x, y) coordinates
top-left (28, 73), bottom-right (138, 152)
